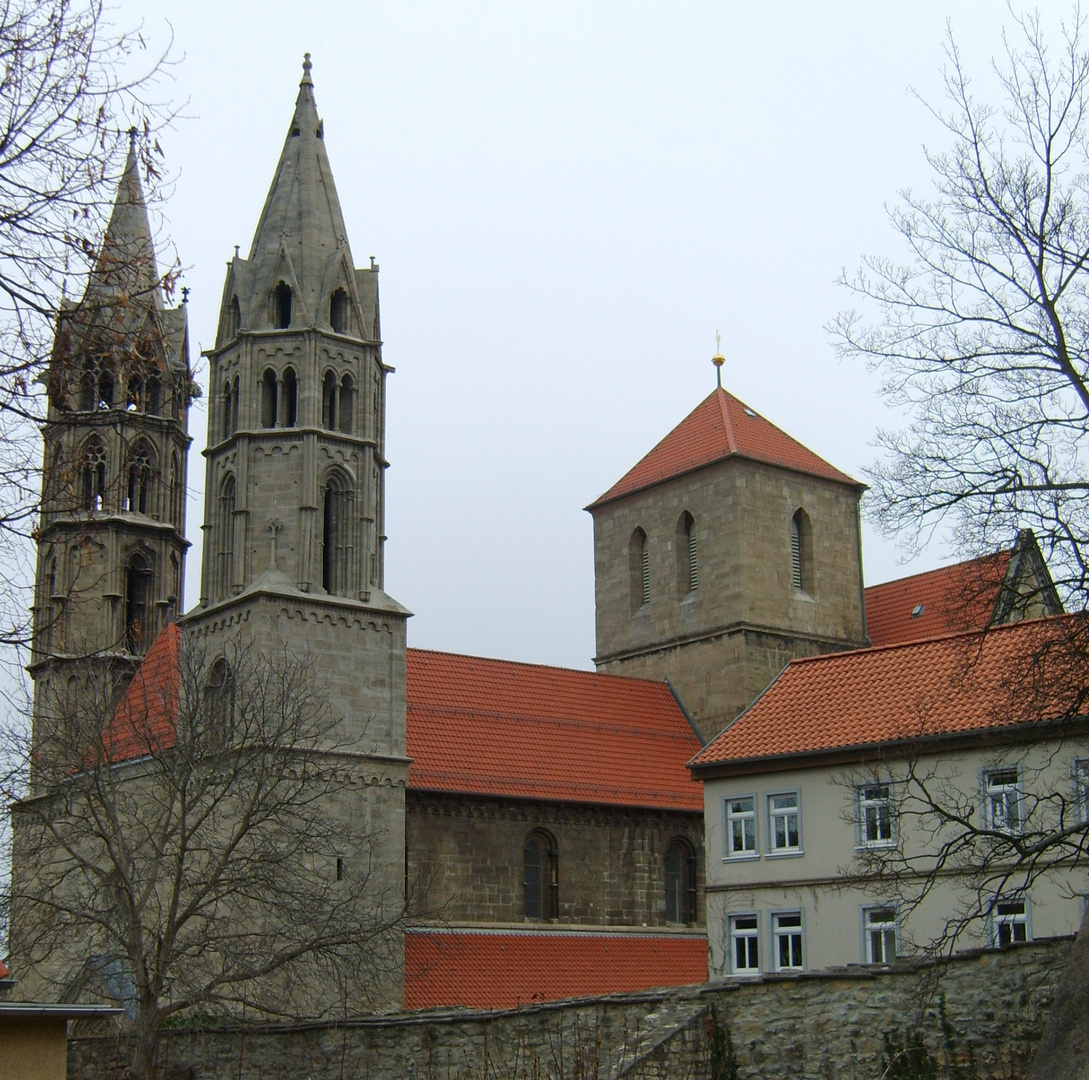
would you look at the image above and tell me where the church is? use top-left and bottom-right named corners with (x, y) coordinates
top-left (10, 58), bottom-right (988, 1015)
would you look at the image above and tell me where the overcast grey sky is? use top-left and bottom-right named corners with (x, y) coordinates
top-left (113, 0), bottom-right (1042, 669)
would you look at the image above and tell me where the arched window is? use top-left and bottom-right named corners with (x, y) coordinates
top-left (97, 365), bottom-right (114, 409)
top-left (224, 295), bottom-right (241, 340)
top-left (146, 375), bottom-right (161, 415)
top-left (339, 374), bottom-right (354, 434)
top-left (170, 451), bottom-right (183, 526)
top-left (125, 443), bottom-right (155, 515)
top-left (790, 508), bottom-right (813, 593)
top-left (678, 511), bottom-right (698, 595)
top-left (207, 657), bottom-right (234, 729)
top-left (629, 527), bottom-right (650, 612)
top-left (322, 472), bottom-right (352, 596)
top-left (125, 552), bottom-right (153, 651)
top-left (261, 369), bottom-right (278, 428)
top-left (273, 281), bottom-right (292, 329)
top-left (126, 374), bottom-right (143, 411)
top-left (664, 838), bottom-right (697, 924)
top-left (80, 439), bottom-right (107, 511)
top-left (217, 475), bottom-right (235, 600)
top-left (232, 375), bottom-right (240, 432)
top-left (282, 367), bottom-right (298, 427)
top-left (222, 379), bottom-right (233, 438)
top-left (322, 371), bottom-right (338, 430)
top-left (80, 357), bottom-right (97, 411)
top-left (330, 288), bottom-right (349, 334)
top-left (523, 830), bottom-right (558, 921)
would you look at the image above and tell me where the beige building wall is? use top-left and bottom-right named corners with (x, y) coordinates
top-left (702, 739), bottom-right (1089, 977)
top-left (0, 1017), bottom-right (67, 1080)
top-left (592, 459), bottom-right (867, 740)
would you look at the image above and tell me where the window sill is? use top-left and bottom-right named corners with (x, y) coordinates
top-left (722, 852), bottom-right (759, 862)
top-left (856, 841), bottom-right (896, 852)
top-left (766, 849), bottom-right (804, 859)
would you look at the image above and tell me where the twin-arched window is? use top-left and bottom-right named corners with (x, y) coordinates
top-left (523, 830), bottom-right (558, 920)
top-left (260, 368), bottom-right (298, 429)
top-left (124, 442), bottom-right (155, 515)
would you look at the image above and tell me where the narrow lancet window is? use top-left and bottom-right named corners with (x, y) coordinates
top-left (678, 511), bottom-right (698, 594)
top-left (274, 281), bottom-right (292, 329)
top-left (339, 374), bottom-right (354, 434)
top-left (322, 371), bottom-right (338, 430)
top-left (321, 472), bottom-right (352, 596)
top-left (630, 527), bottom-right (650, 611)
top-left (330, 288), bottom-right (349, 334)
top-left (261, 370), bottom-right (278, 428)
top-left (282, 367), bottom-right (298, 427)
top-left (125, 553), bottom-right (153, 651)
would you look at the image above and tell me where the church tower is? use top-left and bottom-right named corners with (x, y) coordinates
top-left (588, 376), bottom-right (868, 743)
top-left (30, 135), bottom-right (191, 764)
top-left (189, 57), bottom-right (409, 1010)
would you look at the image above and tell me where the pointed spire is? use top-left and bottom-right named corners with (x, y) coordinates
top-left (244, 54), bottom-right (353, 326)
top-left (85, 130), bottom-right (162, 309)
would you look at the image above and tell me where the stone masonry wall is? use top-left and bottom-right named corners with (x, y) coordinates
top-left (407, 791), bottom-right (705, 926)
top-left (69, 936), bottom-right (1070, 1080)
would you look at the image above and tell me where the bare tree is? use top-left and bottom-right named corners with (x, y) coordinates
top-left (831, 8), bottom-right (1089, 602)
top-left (4, 629), bottom-right (406, 1080)
top-left (0, 0), bottom-right (174, 653)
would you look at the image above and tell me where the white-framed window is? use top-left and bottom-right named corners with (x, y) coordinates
top-left (991, 896), bottom-right (1030, 946)
top-left (863, 906), bottom-right (898, 964)
top-left (768, 791), bottom-right (801, 854)
top-left (728, 913), bottom-right (760, 974)
top-left (858, 783), bottom-right (895, 848)
top-left (984, 768), bottom-right (1023, 833)
top-left (772, 910), bottom-right (804, 971)
top-left (1074, 758), bottom-right (1089, 825)
top-left (724, 796), bottom-right (757, 858)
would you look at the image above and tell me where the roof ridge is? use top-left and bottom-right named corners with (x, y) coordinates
top-left (407, 646), bottom-right (672, 687)
top-left (866, 550), bottom-right (1010, 592)
top-left (715, 387), bottom-right (738, 454)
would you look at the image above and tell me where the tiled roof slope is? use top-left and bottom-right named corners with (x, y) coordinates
top-left (95, 623), bottom-right (180, 764)
top-left (589, 388), bottom-right (859, 508)
top-left (690, 617), bottom-right (1085, 769)
top-left (407, 649), bottom-right (703, 810)
top-left (865, 553), bottom-right (1010, 647)
top-left (405, 929), bottom-right (707, 1010)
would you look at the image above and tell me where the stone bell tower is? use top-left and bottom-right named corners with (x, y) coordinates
top-left (29, 134), bottom-right (191, 769)
top-left (189, 56), bottom-right (409, 1010)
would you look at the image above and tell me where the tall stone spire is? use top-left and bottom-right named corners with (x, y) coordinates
top-left (241, 54), bottom-right (354, 330)
top-left (86, 130), bottom-right (163, 309)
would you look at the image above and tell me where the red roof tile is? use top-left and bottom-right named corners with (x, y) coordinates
top-left (94, 623), bottom-right (180, 764)
top-left (589, 388), bottom-right (859, 508)
top-left (690, 616), bottom-right (1087, 769)
top-left (865, 553), bottom-right (1010, 647)
top-left (405, 929), bottom-right (707, 1010)
top-left (0, 959), bottom-right (9, 979)
top-left (407, 650), bottom-right (702, 810)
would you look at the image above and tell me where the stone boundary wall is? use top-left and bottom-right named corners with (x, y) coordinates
top-left (69, 937), bottom-right (1071, 1080)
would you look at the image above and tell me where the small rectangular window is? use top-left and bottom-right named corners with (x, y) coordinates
top-left (992, 896), bottom-right (1029, 946)
top-left (768, 792), bottom-right (801, 854)
top-left (858, 784), bottom-right (895, 847)
top-left (725, 796), bottom-right (757, 858)
top-left (984, 768), bottom-right (1023, 833)
top-left (1074, 759), bottom-right (1089, 825)
top-left (863, 906), bottom-right (898, 964)
top-left (773, 911), bottom-right (804, 971)
top-left (729, 913), bottom-right (760, 974)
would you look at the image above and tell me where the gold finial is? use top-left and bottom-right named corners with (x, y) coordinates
top-left (711, 330), bottom-right (725, 389)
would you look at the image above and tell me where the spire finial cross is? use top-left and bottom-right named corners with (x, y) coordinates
top-left (127, 126), bottom-right (137, 154)
top-left (301, 53), bottom-right (313, 86)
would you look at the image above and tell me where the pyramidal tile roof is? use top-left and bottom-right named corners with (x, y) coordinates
top-left (864, 552), bottom-right (1011, 648)
top-left (689, 616), bottom-right (1087, 771)
top-left (589, 387), bottom-right (860, 508)
top-left (405, 929), bottom-right (707, 1010)
top-left (407, 649), bottom-right (703, 810)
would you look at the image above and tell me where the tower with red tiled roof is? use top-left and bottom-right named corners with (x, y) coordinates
top-left (588, 383), bottom-right (868, 742)
top-left (29, 134), bottom-right (192, 779)
top-left (188, 57), bottom-right (409, 1008)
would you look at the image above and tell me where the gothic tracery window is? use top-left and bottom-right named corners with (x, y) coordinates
top-left (80, 439), bottom-right (107, 511)
top-left (125, 442), bottom-right (155, 515)
top-left (321, 471), bottom-right (352, 596)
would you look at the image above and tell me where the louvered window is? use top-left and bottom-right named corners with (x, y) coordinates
top-left (641, 543), bottom-right (650, 605)
top-left (680, 511), bottom-right (698, 594)
top-left (790, 519), bottom-right (802, 589)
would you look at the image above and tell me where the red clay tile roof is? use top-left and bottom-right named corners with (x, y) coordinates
top-left (405, 929), bottom-right (707, 1010)
top-left (0, 959), bottom-right (9, 979)
top-left (407, 649), bottom-right (703, 810)
top-left (589, 388), bottom-right (859, 508)
top-left (865, 553), bottom-right (1010, 647)
top-left (689, 616), bottom-right (1087, 770)
top-left (94, 622), bottom-right (180, 764)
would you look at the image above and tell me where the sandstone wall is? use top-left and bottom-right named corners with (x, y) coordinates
top-left (69, 936), bottom-right (1070, 1080)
